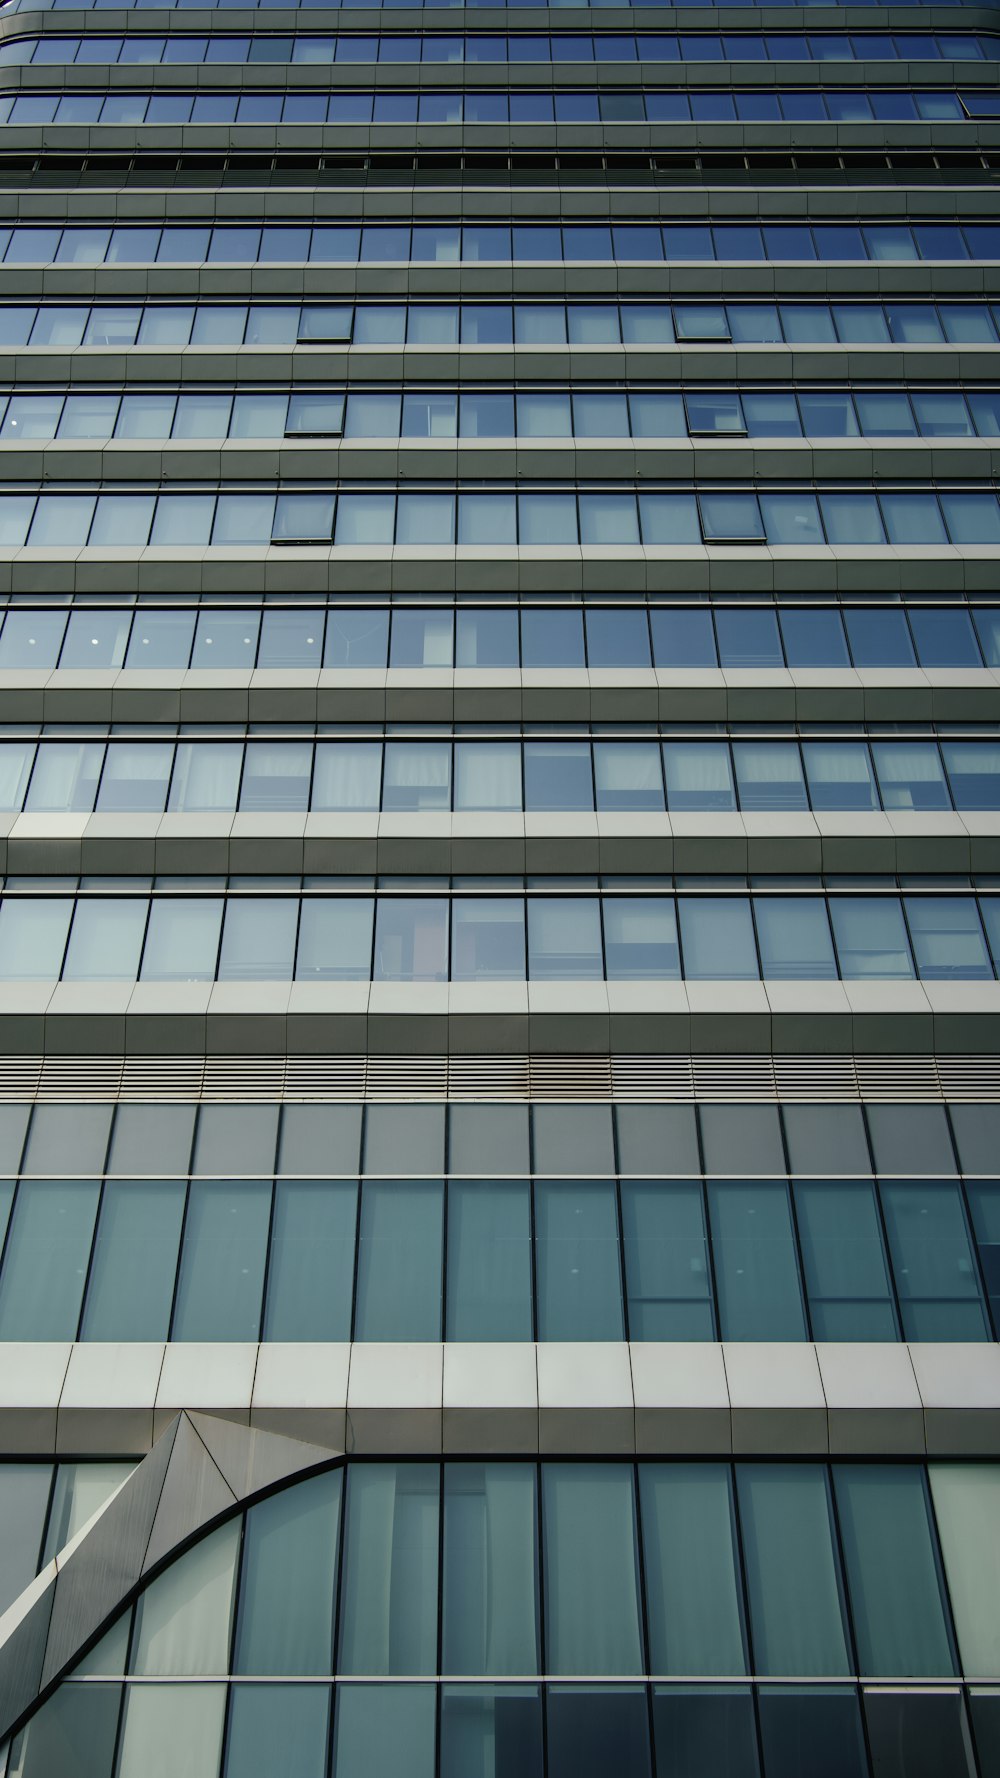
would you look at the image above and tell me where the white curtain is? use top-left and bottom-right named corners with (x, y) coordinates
top-left (455, 743), bottom-right (520, 810)
top-left (117, 1684), bottom-right (226, 1778)
top-left (929, 1464), bottom-right (1000, 1677)
top-left (131, 1519), bottom-right (240, 1675)
top-left (168, 742), bottom-right (242, 812)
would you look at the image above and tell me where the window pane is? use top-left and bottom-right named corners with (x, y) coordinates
top-left (640, 1465), bottom-right (746, 1674)
top-left (264, 1179), bottom-right (358, 1341)
top-left (736, 1465), bottom-right (850, 1676)
top-left (224, 1684), bottom-right (331, 1778)
top-left (603, 897), bottom-right (679, 980)
top-left (829, 897), bottom-right (914, 977)
top-left (755, 898), bottom-right (837, 980)
top-left (442, 1463), bottom-right (539, 1674)
top-left (26, 741), bottom-right (103, 813)
top-left (219, 899), bottom-right (298, 980)
top-left (96, 741), bottom-right (173, 813)
top-left (733, 741), bottom-right (807, 810)
top-left (833, 1466), bottom-right (954, 1676)
top-left (871, 741), bottom-right (949, 811)
top-left (440, 1687), bottom-right (543, 1778)
top-left (171, 1179), bottom-right (271, 1340)
top-left (234, 1469), bottom-right (342, 1674)
top-left (312, 743), bottom-right (382, 811)
top-left (0, 899), bottom-right (72, 979)
top-left (708, 1180), bottom-right (807, 1340)
top-left (0, 1465), bottom-right (51, 1615)
top-left (454, 743), bottom-right (521, 812)
top-left (0, 1178), bottom-right (100, 1339)
top-left (535, 1178), bottom-right (623, 1340)
top-left (373, 898), bottom-right (448, 981)
top-left (81, 1178), bottom-right (185, 1341)
top-left (794, 1179), bottom-right (897, 1340)
top-left (678, 898), bottom-right (758, 979)
top-left (757, 1688), bottom-right (866, 1778)
top-left (652, 1689), bottom-right (759, 1778)
top-left (337, 1465), bottom-right (439, 1674)
top-left (880, 1179), bottom-right (989, 1340)
top-left (333, 1685), bottom-right (435, 1778)
top-left (663, 742), bottom-right (735, 810)
top-left (117, 1684), bottom-right (225, 1778)
top-left (593, 743), bottom-right (663, 811)
top-left (802, 741), bottom-right (878, 811)
top-left (132, 1520), bottom-right (239, 1674)
top-left (140, 899), bottom-right (223, 982)
top-left (524, 742), bottom-right (593, 811)
top-left (62, 897), bottom-right (147, 981)
top-left (905, 896), bottom-right (992, 980)
top-left (621, 1179), bottom-right (713, 1340)
top-left (928, 1464), bottom-right (1000, 1678)
top-left (446, 1178), bottom-right (532, 1340)
top-left (527, 897), bottom-right (602, 979)
top-left (451, 898), bottom-right (525, 982)
top-left (382, 741), bottom-right (450, 810)
top-left (354, 1179), bottom-right (443, 1340)
top-left (168, 742), bottom-right (243, 811)
top-left (542, 1466), bottom-right (643, 1674)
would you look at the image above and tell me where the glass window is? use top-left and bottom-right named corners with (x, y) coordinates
top-left (224, 1685), bottom-right (330, 1778)
top-left (63, 897), bottom-right (147, 981)
top-left (296, 898), bottom-right (374, 982)
top-left (338, 1465), bottom-right (439, 1674)
top-left (794, 1179), bottom-right (897, 1341)
top-left (871, 741), bottom-right (950, 810)
top-left (132, 1520), bottom-right (239, 1675)
top-left (603, 897), bottom-right (679, 979)
top-left (802, 741), bottom-right (879, 811)
top-left (547, 1688), bottom-right (652, 1778)
top-left (535, 1178), bottom-right (624, 1340)
top-left (0, 898), bottom-right (72, 979)
top-left (234, 1469), bottom-right (342, 1674)
top-left (833, 1466), bottom-right (955, 1676)
top-left (736, 1465), bottom-right (851, 1676)
top-left (678, 898), bottom-right (758, 979)
top-left (442, 1463), bottom-right (539, 1674)
top-left (455, 608), bottom-right (518, 668)
top-left (446, 1179), bottom-right (531, 1341)
top-left (0, 741), bottom-right (34, 812)
top-left (124, 609), bottom-right (195, 670)
top-left (521, 608), bottom-right (585, 668)
top-left (333, 1686), bottom-right (435, 1778)
top-left (640, 1465), bottom-right (746, 1673)
top-left (324, 609), bottom-right (388, 669)
top-left (542, 1465), bottom-right (643, 1674)
top-left (941, 742), bottom-right (1000, 811)
top-left (81, 1178), bottom-right (185, 1341)
top-left (621, 1178), bottom-right (713, 1340)
top-left (830, 896), bottom-right (914, 976)
top-left (909, 608), bottom-right (982, 667)
top-left (26, 741), bottom-right (104, 813)
top-left (0, 1178), bottom-right (100, 1340)
top-left (451, 898), bottom-right (526, 981)
top-left (354, 1179), bottom-right (443, 1341)
top-left (96, 741), bottom-right (173, 813)
top-left (171, 1179), bottom-right (271, 1341)
top-left (905, 896), bottom-right (993, 979)
top-left (757, 1688), bottom-right (866, 1778)
top-left (117, 1684), bottom-right (226, 1778)
top-left (708, 1180), bottom-right (807, 1340)
top-left (585, 609), bottom-right (652, 668)
top-left (389, 612), bottom-right (453, 670)
top-left (527, 897), bottom-right (602, 979)
top-left (264, 1178), bottom-right (358, 1341)
top-left (0, 609), bottom-right (67, 670)
top-left (454, 742), bottom-right (520, 812)
top-left (663, 742), bottom-right (735, 811)
top-left (715, 610), bottom-right (782, 669)
top-left (755, 897), bottom-right (837, 980)
top-left (733, 741), bottom-right (807, 810)
top-left (524, 742), bottom-right (592, 812)
top-left (592, 744), bottom-right (662, 812)
top-left (880, 1178), bottom-right (990, 1340)
top-left (240, 741), bottom-right (312, 813)
top-left (928, 1464), bottom-right (1000, 1679)
top-left (218, 898), bottom-right (298, 980)
top-left (373, 897), bottom-right (448, 981)
top-left (140, 899), bottom-right (223, 982)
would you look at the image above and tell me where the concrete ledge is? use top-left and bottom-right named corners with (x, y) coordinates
top-left (0, 1339), bottom-right (992, 1459)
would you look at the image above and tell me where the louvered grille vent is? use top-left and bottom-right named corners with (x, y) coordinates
top-left (0, 1055), bottom-right (997, 1103)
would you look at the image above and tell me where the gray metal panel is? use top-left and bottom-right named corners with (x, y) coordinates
top-left (865, 1104), bottom-right (959, 1176)
top-left (187, 1413), bottom-right (339, 1501)
top-left (947, 1104), bottom-right (1000, 1176)
top-left (362, 1104), bottom-right (446, 1176)
top-left (191, 1104), bottom-right (281, 1177)
top-left (781, 1105), bottom-right (873, 1177)
top-left (699, 1104), bottom-right (786, 1175)
top-left (0, 1107), bottom-right (30, 1176)
top-left (21, 1106), bottom-right (113, 1177)
top-left (614, 1105), bottom-right (700, 1176)
top-left (39, 1416), bottom-right (178, 1689)
top-left (106, 1104), bottom-right (197, 1177)
top-left (140, 1415), bottom-right (236, 1578)
top-left (277, 1104), bottom-right (363, 1177)
top-left (447, 1104), bottom-right (530, 1176)
top-left (531, 1105), bottom-right (616, 1176)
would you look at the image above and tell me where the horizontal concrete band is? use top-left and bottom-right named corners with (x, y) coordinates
top-left (7, 439), bottom-right (1000, 485)
top-left (5, 668), bottom-right (1000, 727)
top-left (3, 979), bottom-right (1000, 1054)
top-left (0, 1048), bottom-right (993, 1099)
top-left (0, 549), bottom-right (997, 598)
top-left (4, 347), bottom-right (999, 387)
top-left (2, 1338), bottom-right (997, 1459)
top-left (5, 808), bottom-right (999, 878)
top-left (8, 3), bottom-right (1000, 26)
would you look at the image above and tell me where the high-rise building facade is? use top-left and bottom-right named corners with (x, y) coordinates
top-left (0, 0), bottom-right (998, 1773)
